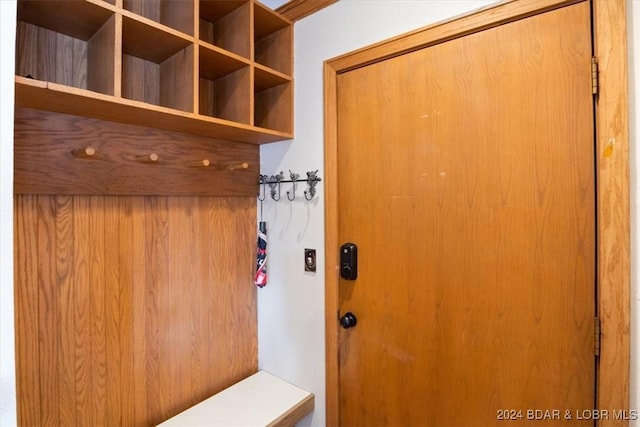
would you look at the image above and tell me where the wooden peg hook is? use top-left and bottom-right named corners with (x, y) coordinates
top-left (227, 162), bottom-right (249, 171)
top-left (187, 160), bottom-right (248, 170)
top-left (188, 159), bottom-right (211, 168)
top-left (71, 147), bottom-right (96, 158)
top-left (136, 153), bottom-right (159, 163)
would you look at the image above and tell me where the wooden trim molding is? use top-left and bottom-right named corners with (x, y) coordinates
top-left (276, 0), bottom-right (337, 22)
top-left (323, 60), bottom-right (340, 427)
top-left (325, 0), bottom-right (583, 72)
top-left (592, 0), bottom-right (630, 420)
top-left (323, 0), bottom-right (630, 425)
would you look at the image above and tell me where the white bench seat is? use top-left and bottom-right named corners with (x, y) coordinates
top-left (158, 371), bottom-right (314, 427)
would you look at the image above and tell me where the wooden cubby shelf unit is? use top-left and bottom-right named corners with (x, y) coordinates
top-left (124, 0), bottom-right (194, 35)
top-left (198, 43), bottom-right (251, 123)
top-left (15, 0), bottom-right (293, 145)
top-left (199, 0), bottom-right (251, 57)
top-left (15, 1), bottom-right (118, 96)
top-left (121, 13), bottom-right (194, 112)
top-left (254, 1), bottom-right (292, 74)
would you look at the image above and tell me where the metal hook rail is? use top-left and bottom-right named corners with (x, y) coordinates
top-left (258, 170), bottom-right (322, 201)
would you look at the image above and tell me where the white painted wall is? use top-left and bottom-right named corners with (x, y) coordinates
top-left (0, 1), bottom-right (16, 426)
top-left (258, 1), bottom-right (640, 426)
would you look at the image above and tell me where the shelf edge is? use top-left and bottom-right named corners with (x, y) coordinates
top-left (15, 77), bottom-right (292, 145)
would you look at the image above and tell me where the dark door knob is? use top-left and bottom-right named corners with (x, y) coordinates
top-left (340, 312), bottom-right (357, 329)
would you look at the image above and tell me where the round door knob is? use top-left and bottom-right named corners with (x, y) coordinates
top-left (340, 312), bottom-right (357, 329)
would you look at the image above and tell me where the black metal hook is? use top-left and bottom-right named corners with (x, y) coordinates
top-left (287, 170), bottom-right (299, 201)
top-left (258, 170), bottom-right (321, 202)
top-left (258, 174), bottom-right (268, 201)
top-left (269, 171), bottom-right (284, 201)
top-left (304, 170), bottom-right (320, 201)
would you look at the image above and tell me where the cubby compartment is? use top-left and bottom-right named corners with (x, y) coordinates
top-left (199, 0), bottom-right (251, 59)
top-left (15, 0), bottom-right (294, 143)
top-left (123, 0), bottom-right (194, 36)
top-left (254, 78), bottom-right (292, 133)
top-left (199, 45), bottom-right (251, 123)
top-left (122, 16), bottom-right (194, 112)
top-left (254, 2), bottom-right (292, 75)
top-left (15, 1), bottom-right (116, 95)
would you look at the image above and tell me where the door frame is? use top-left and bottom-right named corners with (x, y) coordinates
top-left (323, 0), bottom-right (630, 425)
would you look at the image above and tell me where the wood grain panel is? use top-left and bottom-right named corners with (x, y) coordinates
top-left (72, 196), bottom-right (92, 425)
top-left (336, 2), bottom-right (594, 426)
top-left (200, 1), bottom-right (251, 58)
top-left (14, 194), bottom-right (258, 426)
top-left (15, 21), bottom-right (89, 89)
top-left (205, 197), bottom-right (258, 388)
top-left (216, 1), bottom-right (251, 58)
top-left (121, 14), bottom-right (192, 64)
top-left (254, 26), bottom-right (292, 75)
top-left (104, 196), bottom-right (131, 426)
top-left (160, 45), bottom-right (194, 112)
top-left (131, 197), bottom-right (149, 426)
top-left (17, 0), bottom-right (115, 41)
top-left (124, 0), bottom-right (160, 24)
top-left (161, 0), bottom-right (195, 35)
top-left (122, 53), bottom-right (160, 106)
top-left (14, 196), bottom-right (41, 426)
top-left (55, 196), bottom-right (76, 427)
top-left (255, 82), bottom-right (292, 133)
top-left (89, 197), bottom-right (108, 424)
top-left (14, 107), bottom-right (259, 196)
top-left (15, 21), bottom-right (37, 78)
top-left (36, 196), bottom-right (59, 426)
top-left (145, 196), bottom-right (168, 424)
top-left (216, 66), bottom-right (251, 123)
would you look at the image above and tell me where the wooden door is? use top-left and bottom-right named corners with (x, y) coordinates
top-left (336, 2), bottom-right (595, 426)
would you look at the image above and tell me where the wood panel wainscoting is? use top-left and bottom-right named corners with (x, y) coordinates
top-left (13, 0), bottom-right (289, 424)
top-left (14, 195), bottom-right (258, 426)
top-left (14, 108), bottom-right (260, 425)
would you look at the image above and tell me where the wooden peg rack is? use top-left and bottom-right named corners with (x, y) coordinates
top-left (14, 108), bottom-right (259, 196)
